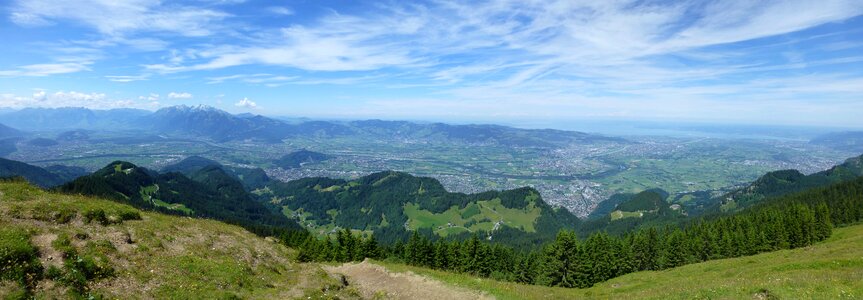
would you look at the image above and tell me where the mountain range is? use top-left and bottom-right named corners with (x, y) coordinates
top-left (0, 105), bottom-right (618, 147)
top-left (0, 107), bottom-right (150, 131)
top-left (0, 123), bottom-right (21, 138)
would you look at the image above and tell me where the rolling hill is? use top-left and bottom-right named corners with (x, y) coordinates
top-left (266, 171), bottom-right (580, 246)
top-left (161, 155), bottom-right (271, 189)
top-left (58, 161), bottom-right (302, 236)
top-left (715, 154), bottom-right (863, 213)
top-left (0, 158), bottom-right (68, 188)
top-left (0, 180), bottom-right (353, 299)
top-left (580, 188), bottom-right (684, 236)
top-left (273, 150), bottom-right (331, 169)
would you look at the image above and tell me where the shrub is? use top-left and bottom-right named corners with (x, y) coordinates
top-left (83, 209), bottom-right (109, 225)
top-left (0, 227), bottom-right (43, 290)
top-left (83, 208), bottom-right (141, 226)
top-left (32, 205), bottom-right (76, 224)
top-left (117, 209), bottom-right (142, 222)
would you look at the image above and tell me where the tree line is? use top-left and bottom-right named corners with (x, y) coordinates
top-left (292, 176), bottom-right (863, 288)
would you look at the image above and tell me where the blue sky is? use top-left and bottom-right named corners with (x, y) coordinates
top-left (1, 0), bottom-right (862, 128)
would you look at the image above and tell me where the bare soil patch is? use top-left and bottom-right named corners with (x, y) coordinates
top-left (326, 260), bottom-right (494, 300)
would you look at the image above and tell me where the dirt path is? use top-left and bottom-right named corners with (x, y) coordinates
top-left (325, 260), bottom-right (494, 300)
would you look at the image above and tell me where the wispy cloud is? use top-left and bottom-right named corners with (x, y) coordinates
top-left (10, 0), bottom-right (229, 37)
top-left (106, 74), bottom-right (150, 82)
top-left (0, 62), bottom-right (91, 77)
top-left (146, 1), bottom-right (863, 81)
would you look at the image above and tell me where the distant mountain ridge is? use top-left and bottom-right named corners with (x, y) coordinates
top-left (0, 105), bottom-right (617, 147)
top-left (0, 123), bottom-right (22, 138)
top-left (0, 107), bottom-right (150, 130)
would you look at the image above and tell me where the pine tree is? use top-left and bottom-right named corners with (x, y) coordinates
top-left (361, 235), bottom-right (380, 260)
top-left (814, 202), bottom-right (833, 242)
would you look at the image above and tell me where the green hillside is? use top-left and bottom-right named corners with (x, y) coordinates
top-left (0, 180), bottom-right (355, 299)
top-left (371, 222), bottom-right (863, 299)
top-left (162, 155), bottom-right (271, 189)
top-left (579, 189), bottom-right (684, 236)
top-left (274, 150), bottom-right (331, 169)
top-left (716, 154), bottom-right (863, 213)
top-left (0, 158), bottom-right (67, 188)
top-left (58, 161), bottom-right (303, 237)
top-left (265, 171), bottom-right (580, 246)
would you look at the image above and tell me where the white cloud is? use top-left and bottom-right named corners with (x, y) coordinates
top-left (32, 90), bottom-right (47, 101)
top-left (168, 92), bottom-right (193, 99)
top-left (0, 62), bottom-right (91, 77)
top-left (267, 6), bottom-right (293, 16)
top-left (0, 90), bottom-right (159, 110)
top-left (139, 93), bottom-right (160, 102)
top-left (234, 97), bottom-right (257, 109)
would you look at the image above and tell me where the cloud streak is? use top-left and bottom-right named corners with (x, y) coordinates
top-left (10, 0), bottom-right (229, 37)
top-left (4, 0), bottom-right (863, 126)
top-left (0, 62), bottom-right (91, 77)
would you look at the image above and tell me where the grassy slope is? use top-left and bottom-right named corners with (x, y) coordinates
top-left (404, 198), bottom-right (541, 236)
top-left (0, 182), bottom-right (355, 299)
top-left (377, 223), bottom-right (863, 299)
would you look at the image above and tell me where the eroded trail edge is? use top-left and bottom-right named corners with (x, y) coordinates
top-left (325, 260), bottom-right (494, 300)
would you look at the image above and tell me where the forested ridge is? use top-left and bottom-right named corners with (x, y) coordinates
top-left (294, 175), bottom-right (862, 288)
top-left (56, 161), bottom-right (309, 243)
top-left (268, 171), bottom-right (580, 247)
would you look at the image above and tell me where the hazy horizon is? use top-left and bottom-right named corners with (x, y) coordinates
top-left (2, 1), bottom-right (863, 127)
